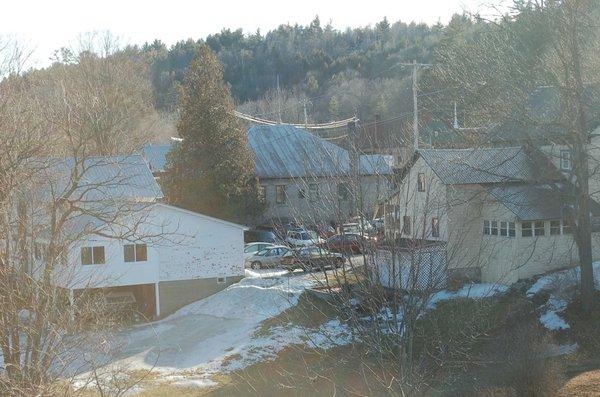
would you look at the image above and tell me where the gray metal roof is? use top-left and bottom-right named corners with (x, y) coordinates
top-left (144, 126), bottom-right (394, 178)
top-left (248, 125), bottom-right (393, 179)
top-left (142, 144), bottom-right (172, 173)
top-left (488, 184), bottom-right (600, 221)
top-left (39, 155), bottom-right (163, 202)
top-left (419, 147), bottom-right (561, 185)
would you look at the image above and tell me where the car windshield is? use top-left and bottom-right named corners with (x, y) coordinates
top-left (256, 249), bottom-right (271, 256)
top-left (244, 245), bottom-right (257, 253)
top-left (298, 232), bottom-right (310, 240)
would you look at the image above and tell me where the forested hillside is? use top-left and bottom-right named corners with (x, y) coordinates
top-left (138, 16), bottom-right (445, 125)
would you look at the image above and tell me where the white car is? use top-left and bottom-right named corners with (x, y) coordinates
top-left (244, 242), bottom-right (275, 259)
top-left (285, 230), bottom-right (324, 247)
top-left (245, 245), bottom-right (292, 269)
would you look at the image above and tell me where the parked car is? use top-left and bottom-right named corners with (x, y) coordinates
top-left (315, 224), bottom-right (336, 238)
top-left (245, 245), bottom-right (292, 269)
top-left (244, 242), bottom-right (275, 258)
top-left (244, 230), bottom-right (281, 244)
top-left (321, 233), bottom-right (375, 254)
top-left (285, 229), bottom-right (324, 247)
top-left (281, 246), bottom-right (345, 271)
top-left (341, 217), bottom-right (375, 235)
top-left (372, 217), bottom-right (385, 231)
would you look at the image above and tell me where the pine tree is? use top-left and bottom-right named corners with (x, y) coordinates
top-left (164, 44), bottom-right (262, 222)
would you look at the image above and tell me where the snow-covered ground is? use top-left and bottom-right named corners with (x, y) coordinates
top-left (74, 269), bottom-right (350, 391)
top-left (527, 262), bottom-right (600, 331)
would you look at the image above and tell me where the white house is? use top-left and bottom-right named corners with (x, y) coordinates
top-left (383, 147), bottom-right (600, 285)
top-left (33, 155), bottom-right (246, 319)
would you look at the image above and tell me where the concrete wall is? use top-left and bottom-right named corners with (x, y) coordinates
top-left (158, 275), bottom-right (243, 317)
top-left (259, 174), bottom-right (390, 223)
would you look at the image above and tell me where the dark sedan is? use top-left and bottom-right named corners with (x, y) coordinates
top-left (321, 233), bottom-right (375, 254)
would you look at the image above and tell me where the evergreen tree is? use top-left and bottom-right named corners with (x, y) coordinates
top-left (164, 44), bottom-right (262, 222)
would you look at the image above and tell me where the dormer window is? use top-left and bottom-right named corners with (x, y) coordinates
top-left (560, 150), bottom-right (572, 171)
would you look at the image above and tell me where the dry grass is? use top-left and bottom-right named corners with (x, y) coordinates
top-left (559, 370), bottom-right (600, 397)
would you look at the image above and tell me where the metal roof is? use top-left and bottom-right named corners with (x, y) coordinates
top-left (39, 155), bottom-right (163, 202)
top-left (488, 184), bottom-right (600, 221)
top-left (141, 144), bottom-right (172, 173)
top-left (419, 147), bottom-right (561, 185)
top-left (248, 124), bottom-right (393, 179)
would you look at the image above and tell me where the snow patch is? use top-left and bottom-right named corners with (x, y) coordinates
top-left (527, 261), bottom-right (600, 297)
top-left (428, 283), bottom-right (508, 309)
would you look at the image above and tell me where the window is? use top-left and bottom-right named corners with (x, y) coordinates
top-left (402, 216), bottom-right (411, 235)
top-left (490, 221), bottom-right (498, 236)
top-left (431, 218), bottom-right (439, 238)
top-left (560, 150), bottom-right (572, 171)
top-left (522, 221), bottom-right (533, 237)
top-left (498, 221), bottom-right (515, 237)
top-left (124, 244), bottom-right (147, 262)
top-left (550, 220), bottom-right (561, 235)
top-left (81, 246), bottom-right (105, 265)
top-left (484, 220), bottom-right (498, 236)
top-left (258, 185), bottom-right (266, 202)
top-left (217, 277), bottom-right (227, 284)
top-left (276, 185), bottom-right (286, 204)
top-left (562, 220), bottom-right (572, 234)
top-left (309, 183), bottom-right (318, 202)
top-left (534, 221), bottom-right (545, 236)
top-left (417, 173), bottom-right (425, 192)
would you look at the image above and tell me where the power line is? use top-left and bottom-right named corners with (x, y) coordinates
top-left (234, 110), bottom-right (357, 130)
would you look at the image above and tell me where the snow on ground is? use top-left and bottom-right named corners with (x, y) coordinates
top-left (427, 283), bottom-right (508, 309)
top-left (539, 297), bottom-right (570, 331)
top-left (74, 270), bottom-right (354, 391)
top-left (527, 261), bottom-right (600, 297)
top-left (526, 262), bottom-right (600, 331)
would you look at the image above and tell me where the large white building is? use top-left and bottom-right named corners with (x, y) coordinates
top-left (33, 155), bottom-right (246, 319)
top-left (383, 147), bottom-right (600, 284)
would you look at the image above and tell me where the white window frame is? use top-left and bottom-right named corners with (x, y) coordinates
top-left (499, 221), bottom-right (516, 237)
top-left (431, 217), bottom-right (440, 238)
top-left (560, 150), bottom-right (572, 171)
top-left (124, 243), bottom-right (148, 262)
top-left (549, 219), bottom-right (561, 235)
top-left (81, 246), bottom-right (105, 265)
top-left (417, 173), bottom-right (425, 192)
top-left (533, 221), bottom-right (546, 236)
top-left (521, 221), bottom-right (533, 237)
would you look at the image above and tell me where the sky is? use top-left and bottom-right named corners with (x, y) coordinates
top-left (1, 0), bottom-right (505, 68)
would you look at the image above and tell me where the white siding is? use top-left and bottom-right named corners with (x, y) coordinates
top-left (52, 204), bottom-right (245, 289)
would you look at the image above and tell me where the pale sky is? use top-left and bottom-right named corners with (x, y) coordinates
top-left (1, 0), bottom-right (506, 68)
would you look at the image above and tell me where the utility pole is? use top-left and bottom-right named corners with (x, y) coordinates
top-left (276, 74), bottom-right (282, 123)
top-left (400, 61), bottom-right (433, 153)
top-left (348, 120), bottom-right (359, 218)
top-left (303, 99), bottom-right (309, 129)
top-left (412, 59), bottom-right (419, 152)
